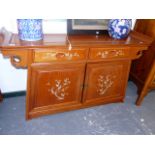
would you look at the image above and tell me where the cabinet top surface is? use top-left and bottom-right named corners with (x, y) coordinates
top-left (0, 31), bottom-right (153, 49)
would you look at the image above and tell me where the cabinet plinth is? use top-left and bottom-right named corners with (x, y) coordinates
top-left (0, 32), bottom-right (152, 119)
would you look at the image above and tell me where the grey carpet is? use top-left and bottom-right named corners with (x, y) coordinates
top-left (0, 81), bottom-right (155, 135)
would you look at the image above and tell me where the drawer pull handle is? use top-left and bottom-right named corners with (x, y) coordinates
top-left (56, 52), bottom-right (65, 58)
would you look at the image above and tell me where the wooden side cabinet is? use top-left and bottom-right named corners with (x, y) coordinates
top-left (0, 32), bottom-right (152, 119)
top-left (130, 19), bottom-right (155, 105)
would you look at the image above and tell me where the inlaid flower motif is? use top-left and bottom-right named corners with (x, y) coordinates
top-left (50, 78), bottom-right (71, 100)
top-left (97, 75), bottom-right (116, 95)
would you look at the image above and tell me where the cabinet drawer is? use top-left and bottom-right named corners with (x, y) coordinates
top-left (34, 48), bottom-right (88, 62)
top-left (89, 48), bottom-right (129, 60)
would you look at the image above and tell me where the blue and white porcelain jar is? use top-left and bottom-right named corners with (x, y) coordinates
top-left (17, 19), bottom-right (43, 41)
top-left (108, 19), bottom-right (132, 39)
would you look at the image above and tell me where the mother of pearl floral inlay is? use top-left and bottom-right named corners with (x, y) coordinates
top-left (97, 74), bottom-right (116, 95)
top-left (97, 50), bottom-right (124, 58)
top-left (47, 78), bottom-right (71, 100)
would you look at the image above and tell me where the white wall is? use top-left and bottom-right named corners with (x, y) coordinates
top-left (0, 20), bottom-right (67, 93)
top-left (0, 19), bottom-right (136, 93)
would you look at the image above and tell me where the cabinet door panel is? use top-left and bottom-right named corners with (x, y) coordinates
top-left (30, 63), bottom-right (85, 110)
top-left (83, 61), bottom-right (130, 104)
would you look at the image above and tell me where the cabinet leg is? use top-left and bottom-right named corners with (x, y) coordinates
top-left (136, 91), bottom-right (147, 106)
top-left (136, 60), bottom-right (155, 106)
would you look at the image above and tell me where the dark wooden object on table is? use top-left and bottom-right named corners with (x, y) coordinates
top-left (0, 30), bottom-right (152, 120)
top-left (130, 19), bottom-right (155, 105)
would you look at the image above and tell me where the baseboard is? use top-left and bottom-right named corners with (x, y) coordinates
top-left (2, 91), bottom-right (26, 98)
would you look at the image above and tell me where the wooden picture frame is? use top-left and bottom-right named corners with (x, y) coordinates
top-left (67, 19), bottom-right (109, 35)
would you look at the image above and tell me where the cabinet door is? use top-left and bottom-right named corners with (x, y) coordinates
top-left (83, 61), bottom-right (130, 104)
top-left (29, 63), bottom-right (85, 111)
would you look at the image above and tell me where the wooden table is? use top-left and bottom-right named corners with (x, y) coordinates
top-left (0, 31), bottom-right (152, 120)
